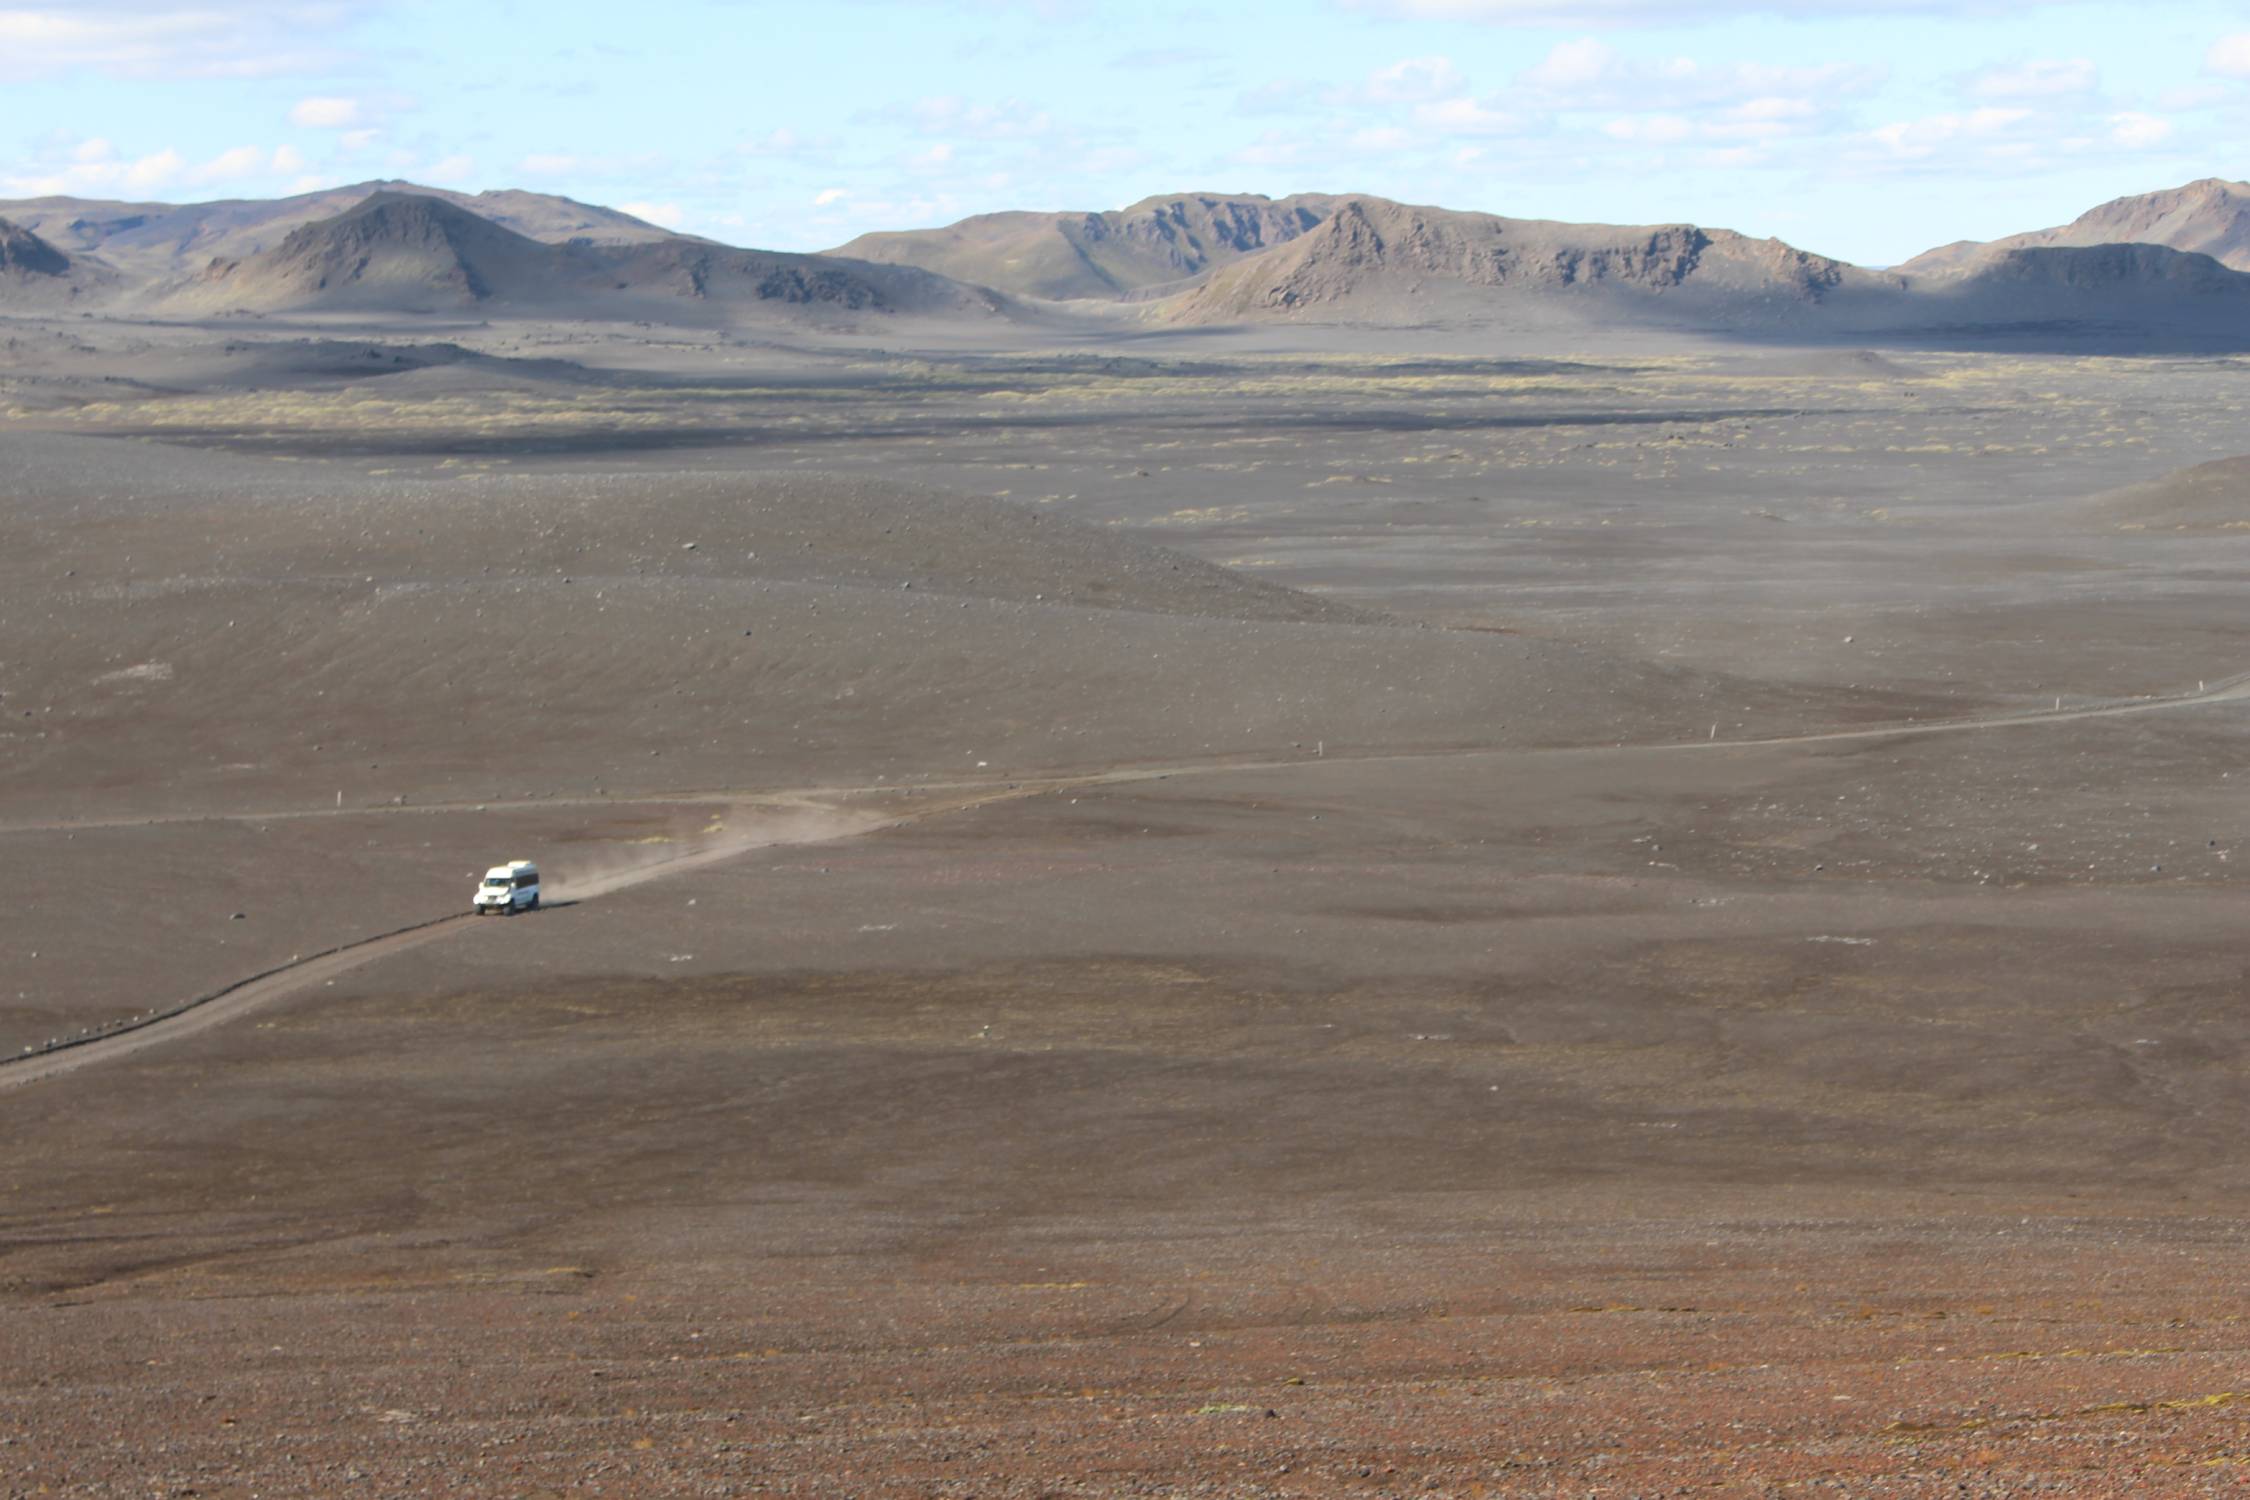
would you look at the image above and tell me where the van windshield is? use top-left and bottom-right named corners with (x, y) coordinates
top-left (482, 876), bottom-right (511, 888)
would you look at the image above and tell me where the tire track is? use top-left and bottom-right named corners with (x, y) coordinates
top-left (6, 669), bottom-right (2247, 1090)
top-left (5, 669), bottom-right (2246, 839)
top-left (0, 918), bottom-right (473, 1090)
top-left (0, 799), bottom-right (924, 1091)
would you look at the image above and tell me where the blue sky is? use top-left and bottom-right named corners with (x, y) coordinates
top-left (3, 0), bottom-right (2247, 264)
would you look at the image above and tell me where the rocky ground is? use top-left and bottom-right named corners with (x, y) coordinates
top-left (2, 314), bottom-right (2246, 1494)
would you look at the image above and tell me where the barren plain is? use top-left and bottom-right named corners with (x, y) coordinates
top-left (3, 313), bottom-right (2249, 1495)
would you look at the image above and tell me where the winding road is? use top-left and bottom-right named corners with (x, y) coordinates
top-left (6, 668), bottom-right (2247, 1091)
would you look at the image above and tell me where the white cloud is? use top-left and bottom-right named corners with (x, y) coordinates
top-left (190, 145), bottom-right (268, 184)
top-left (1236, 78), bottom-right (1323, 115)
top-left (1348, 124), bottom-right (1416, 150)
top-left (1359, 0), bottom-right (2074, 22)
top-left (2209, 33), bottom-right (2250, 79)
top-left (813, 187), bottom-right (850, 206)
top-left (2105, 111), bottom-right (2172, 149)
top-left (1970, 58), bottom-right (2095, 98)
top-left (1523, 37), bottom-right (1616, 89)
top-left (903, 96), bottom-right (1054, 140)
top-left (1413, 96), bottom-right (1526, 134)
top-left (1839, 99), bottom-right (2175, 177)
top-left (290, 95), bottom-right (362, 128)
top-left (0, 3), bottom-right (377, 80)
top-left (1231, 133), bottom-right (1308, 168)
top-left (2158, 80), bottom-right (2229, 110)
top-left (1729, 95), bottom-right (1815, 122)
top-left (1697, 144), bottom-right (1767, 168)
top-left (122, 147), bottom-right (182, 192)
top-left (1869, 106), bottom-right (2031, 158)
top-left (1516, 37), bottom-right (1883, 111)
top-left (1600, 95), bottom-right (1815, 153)
top-left (15, 139), bottom-right (327, 195)
top-left (1604, 113), bottom-right (1693, 143)
top-left (0, 137), bottom-right (187, 198)
top-left (1700, 96), bottom-right (1817, 140)
top-left (620, 200), bottom-right (685, 228)
top-left (739, 127), bottom-right (818, 157)
top-left (425, 153), bottom-right (474, 182)
top-left (1363, 55), bottom-right (1466, 102)
top-left (340, 129), bottom-right (382, 152)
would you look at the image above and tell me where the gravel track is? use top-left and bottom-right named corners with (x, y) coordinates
top-left (5, 668), bottom-right (2244, 1092)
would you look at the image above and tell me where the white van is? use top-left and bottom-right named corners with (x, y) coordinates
top-left (473, 860), bottom-right (540, 915)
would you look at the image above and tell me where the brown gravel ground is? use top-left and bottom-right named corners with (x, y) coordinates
top-left (7, 751), bottom-right (2249, 1495)
top-left (6, 330), bottom-right (2250, 1496)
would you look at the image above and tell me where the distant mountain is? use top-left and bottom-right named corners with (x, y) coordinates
top-left (1901, 178), bottom-right (2250, 276)
top-left (2084, 453), bottom-right (2250, 531)
top-left (178, 191), bottom-right (567, 311)
top-left (0, 180), bottom-right (687, 283)
top-left (828, 192), bottom-right (1345, 301)
top-left (0, 214), bottom-right (115, 305)
top-left (1879, 243), bottom-right (2250, 341)
top-left (1157, 198), bottom-right (1900, 330)
top-left (10, 176), bottom-right (2250, 344)
top-left (1936, 242), bottom-right (2250, 296)
top-left (0, 216), bottom-right (69, 278)
top-left (161, 191), bottom-right (1008, 324)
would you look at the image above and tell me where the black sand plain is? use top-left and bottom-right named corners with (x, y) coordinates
top-left (3, 313), bottom-right (2248, 1495)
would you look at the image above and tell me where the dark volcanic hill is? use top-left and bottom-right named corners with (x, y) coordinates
top-left (1139, 196), bottom-right (2250, 343)
top-left (828, 192), bottom-right (1345, 300)
top-left (12, 177), bottom-right (2250, 344)
top-left (0, 180), bottom-right (686, 283)
top-left (168, 192), bottom-right (1010, 324)
top-left (1902, 178), bottom-right (2250, 276)
top-left (194, 191), bottom-right (559, 309)
top-left (1160, 198), bottom-right (1899, 330)
top-left (1888, 244), bottom-right (2250, 341)
top-left (1942, 242), bottom-right (2250, 295)
top-left (0, 216), bottom-right (70, 278)
top-left (0, 214), bottom-right (116, 306)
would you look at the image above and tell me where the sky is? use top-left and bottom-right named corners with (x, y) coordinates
top-left (2, 0), bottom-right (2246, 266)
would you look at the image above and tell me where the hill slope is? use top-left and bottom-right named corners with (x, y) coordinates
top-left (1901, 178), bottom-right (2250, 275)
top-left (1941, 241), bottom-right (2250, 296)
top-left (162, 192), bottom-right (1010, 325)
top-left (829, 192), bottom-right (1344, 300)
top-left (2083, 454), bottom-right (2250, 531)
top-left (1144, 197), bottom-right (2250, 342)
top-left (0, 180), bottom-right (685, 283)
top-left (1897, 244), bottom-right (2250, 337)
top-left (0, 215), bottom-right (116, 306)
top-left (0, 216), bottom-right (70, 278)
top-left (1160, 198), bottom-right (1895, 329)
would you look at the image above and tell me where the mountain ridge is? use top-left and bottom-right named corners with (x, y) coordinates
top-left (156, 191), bottom-right (1012, 327)
top-left (7, 177), bottom-right (2250, 344)
top-left (1901, 178), bottom-right (2250, 276)
top-left (828, 192), bottom-right (1346, 301)
top-left (0, 216), bottom-right (71, 278)
top-left (1155, 197), bottom-right (1903, 330)
top-left (0, 180), bottom-right (690, 284)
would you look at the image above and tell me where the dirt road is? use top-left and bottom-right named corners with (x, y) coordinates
top-left (0, 798), bottom-right (901, 1091)
top-left (7, 667), bottom-right (2245, 1092)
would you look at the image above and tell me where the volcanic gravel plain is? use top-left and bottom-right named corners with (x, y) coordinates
top-left (3, 313), bottom-right (2249, 1496)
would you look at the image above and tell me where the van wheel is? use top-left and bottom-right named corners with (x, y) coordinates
top-left (528, 896), bottom-right (540, 910)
